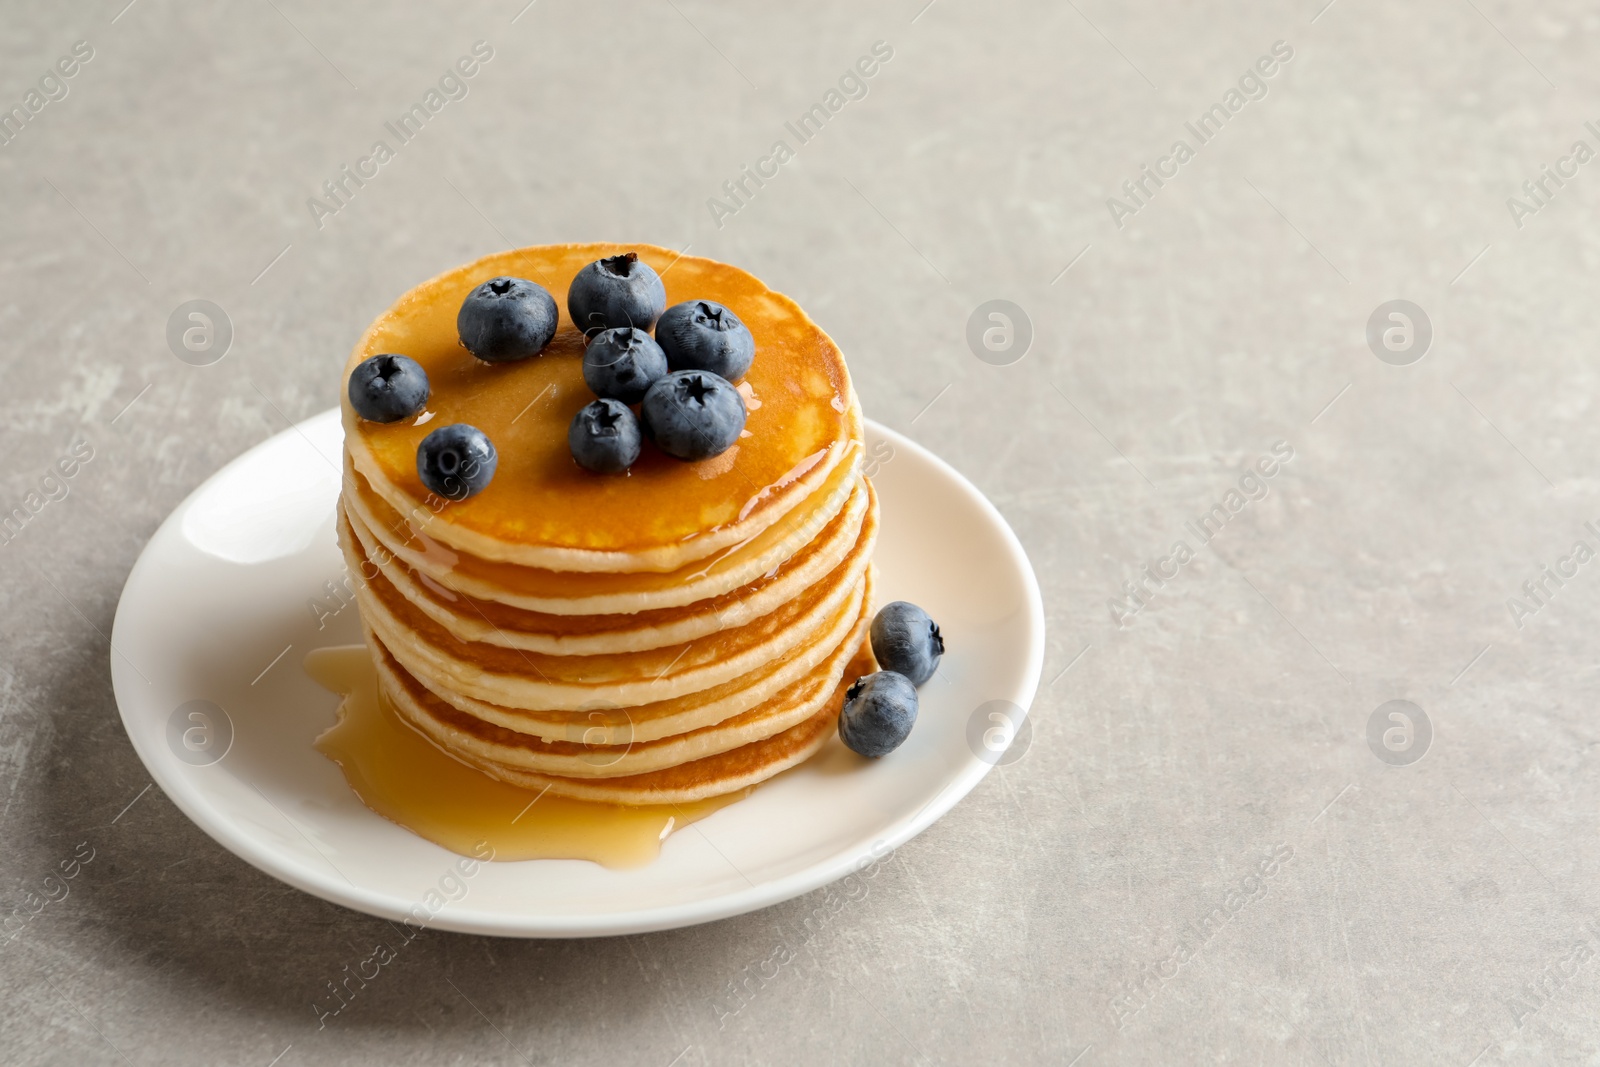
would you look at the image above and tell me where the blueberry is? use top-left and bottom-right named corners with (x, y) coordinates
top-left (457, 276), bottom-right (558, 363)
top-left (839, 671), bottom-right (918, 758)
top-left (655, 300), bottom-right (755, 381)
top-left (569, 398), bottom-right (642, 473)
top-left (567, 252), bottom-right (666, 334)
top-left (639, 370), bottom-right (747, 461)
top-left (348, 354), bottom-right (429, 423)
top-left (417, 423), bottom-right (497, 500)
top-left (582, 327), bottom-right (668, 405)
top-left (869, 602), bottom-right (944, 686)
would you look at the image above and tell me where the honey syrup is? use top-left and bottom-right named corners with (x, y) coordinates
top-left (305, 646), bottom-right (744, 868)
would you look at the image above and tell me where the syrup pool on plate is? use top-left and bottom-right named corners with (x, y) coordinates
top-left (304, 646), bottom-right (744, 869)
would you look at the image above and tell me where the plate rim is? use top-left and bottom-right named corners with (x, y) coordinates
top-left (111, 410), bottom-right (1045, 938)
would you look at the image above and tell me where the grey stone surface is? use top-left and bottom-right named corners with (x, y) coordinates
top-left (3, 0), bottom-right (1599, 1063)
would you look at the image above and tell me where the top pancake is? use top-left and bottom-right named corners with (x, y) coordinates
top-left (341, 243), bottom-right (859, 574)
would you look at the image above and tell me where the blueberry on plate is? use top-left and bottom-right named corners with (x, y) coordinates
top-left (582, 327), bottom-right (668, 405)
top-left (639, 370), bottom-right (747, 461)
top-left (348, 354), bottom-right (429, 423)
top-left (567, 252), bottom-right (666, 334)
top-left (655, 300), bottom-right (755, 381)
top-left (417, 423), bottom-right (497, 500)
top-left (839, 671), bottom-right (918, 758)
top-left (569, 398), bottom-right (642, 473)
top-left (458, 276), bottom-right (558, 363)
top-left (869, 601), bottom-right (944, 686)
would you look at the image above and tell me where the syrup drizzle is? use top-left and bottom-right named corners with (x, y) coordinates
top-left (306, 646), bottom-right (744, 868)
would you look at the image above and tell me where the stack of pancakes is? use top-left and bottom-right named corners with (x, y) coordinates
top-left (336, 244), bottom-right (877, 805)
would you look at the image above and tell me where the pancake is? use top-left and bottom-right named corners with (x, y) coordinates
top-left (341, 243), bottom-right (859, 574)
top-left (372, 623), bottom-right (878, 805)
top-left (331, 243), bottom-right (878, 816)
top-left (341, 455), bottom-right (863, 615)
top-left (343, 472), bottom-right (873, 655)
top-left (358, 546), bottom-right (869, 712)
top-left (381, 568), bottom-right (875, 745)
top-left (342, 504), bottom-right (873, 709)
top-left (370, 590), bottom-right (873, 779)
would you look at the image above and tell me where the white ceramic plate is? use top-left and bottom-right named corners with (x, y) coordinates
top-left (110, 409), bottom-right (1043, 937)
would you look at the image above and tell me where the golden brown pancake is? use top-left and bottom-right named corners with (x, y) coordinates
top-left (341, 473), bottom-right (873, 655)
top-left (369, 623), bottom-right (879, 804)
top-left (347, 509), bottom-right (871, 710)
top-left (368, 593), bottom-right (873, 779)
top-left (342, 243), bottom-right (859, 574)
top-left (340, 456), bottom-right (864, 614)
top-left (334, 244), bottom-right (876, 806)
